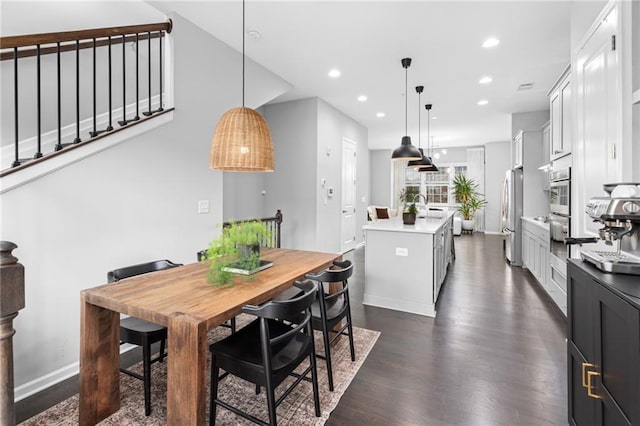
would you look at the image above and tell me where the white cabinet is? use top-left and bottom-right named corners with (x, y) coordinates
top-left (574, 4), bottom-right (622, 238)
top-left (512, 131), bottom-right (523, 168)
top-left (541, 121), bottom-right (551, 190)
top-left (522, 219), bottom-right (548, 286)
top-left (514, 129), bottom-right (547, 218)
top-left (522, 218), bottom-right (566, 315)
top-left (433, 216), bottom-right (452, 302)
top-left (548, 66), bottom-right (571, 160)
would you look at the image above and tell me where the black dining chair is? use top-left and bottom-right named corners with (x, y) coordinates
top-left (305, 259), bottom-right (356, 391)
top-left (107, 259), bottom-right (182, 416)
top-left (208, 280), bottom-right (321, 425)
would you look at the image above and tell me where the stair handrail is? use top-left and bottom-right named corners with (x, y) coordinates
top-left (0, 20), bottom-right (172, 50)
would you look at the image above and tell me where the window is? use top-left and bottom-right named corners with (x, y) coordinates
top-left (403, 163), bottom-right (467, 205)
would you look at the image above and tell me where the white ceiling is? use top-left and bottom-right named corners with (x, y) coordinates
top-left (149, 1), bottom-right (572, 150)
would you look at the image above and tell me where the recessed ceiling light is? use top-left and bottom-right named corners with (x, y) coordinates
top-left (477, 99), bottom-right (489, 106)
top-left (482, 37), bottom-right (500, 48)
top-left (328, 68), bottom-right (341, 78)
top-left (432, 116), bottom-right (438, 120)
top-left (376, 112), bottom-right (385, 118)
top-left (434, 153), bottom-right (441, 160)
top-left (479, 76), bottom-right (493, 84)
top-left (357, 95), bottom-right (368, 102)
top-left (441, 149), bottom-right (447, 155)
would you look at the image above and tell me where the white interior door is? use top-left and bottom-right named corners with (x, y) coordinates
top-left (341, 138), bottom-right (357, 253)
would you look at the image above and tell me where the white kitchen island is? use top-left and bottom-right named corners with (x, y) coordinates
top-left (363, 212), bottom-right (454, 317)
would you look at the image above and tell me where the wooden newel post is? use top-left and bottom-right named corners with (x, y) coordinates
top-left (0, 241), bottom-right (25, 426)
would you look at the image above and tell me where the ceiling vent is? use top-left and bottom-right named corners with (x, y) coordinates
top-left (517, 82), bottom-right (535, 91)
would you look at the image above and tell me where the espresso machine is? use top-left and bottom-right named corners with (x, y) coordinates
top-left (566, 183), bottom-right (640, 275)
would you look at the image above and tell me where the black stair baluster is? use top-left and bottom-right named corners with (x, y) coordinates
top-left (73, 40), bottom-right (81, 143)
top-left (12, 47), bottom-right (20, 167)
top-left (118, 34), bottom-right (127, 126)
top-left (159, 31), bottom-right (163, 112)
top-left (54, 42), bottom-right (62, 151)
top-left (106, 36), bottom-right (113, 131)
top-left (90, 38), bottom-right (97, 137)
top-left (89, 37), bottom-right (110, 138)
top-left (119, 33), bottom-right (141, 126)
top-left (144, 31), bottom-right (163, 115)
top-left (134, 33), bottom-right (140, 121)
top-left (34, 44), bottom-right (42, 159)
top-left (143, 31), bottom-right (152, 117)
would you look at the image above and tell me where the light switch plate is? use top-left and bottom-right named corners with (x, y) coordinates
top-left (198, 200), bottom-right (210, 214)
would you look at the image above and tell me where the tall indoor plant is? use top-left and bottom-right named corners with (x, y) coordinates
top-left (453, 175), bottom-right (487, 231)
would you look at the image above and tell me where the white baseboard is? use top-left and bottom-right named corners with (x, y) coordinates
top-left (14, 344), bottom-right (136, 402)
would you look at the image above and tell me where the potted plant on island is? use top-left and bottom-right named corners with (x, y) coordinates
top-left (398, 187), bottom-right (420, 225)
top-left (453, 175), bottom-right (487, 231)
top-left (204, 220), bottom-right (272, 286)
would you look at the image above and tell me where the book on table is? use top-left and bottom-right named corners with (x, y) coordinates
top-left (222, 260), bottom-right (274, 275)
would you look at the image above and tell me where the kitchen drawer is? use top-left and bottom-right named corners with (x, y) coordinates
top-left (550, 262), bottom-right (567, 293)
top-left (547, 278), bottom-right (567, 315)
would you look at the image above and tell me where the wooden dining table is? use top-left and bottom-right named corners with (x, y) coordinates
top-left (78, 248), bottom-right (340, 425)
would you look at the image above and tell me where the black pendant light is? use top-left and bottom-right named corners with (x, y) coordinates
top-left (418, 104), bottom-right (439, 172)
top-left (391, 58), bottom-right (422, 161)
top-left (408, 85), bottom-right (433, 168)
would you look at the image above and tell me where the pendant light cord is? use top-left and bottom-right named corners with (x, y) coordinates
top-left (242, 0), bottom-right (245, 108)
top-left (418, 91), bottom-right (421, 149)
top-left (404, 66), bottom-right (408, 135)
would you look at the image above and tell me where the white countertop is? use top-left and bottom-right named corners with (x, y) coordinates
top-left (363, 211), bottom-right (455, 234)
top-left (522, 217), bottom-right (550, 231)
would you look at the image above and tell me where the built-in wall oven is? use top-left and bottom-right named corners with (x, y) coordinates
top-left (549, 167), bottom-right (571, 260)
top-left (548, 167), bottom-right (571, 295)
top-left (549, 167), bottom-right (571, 217)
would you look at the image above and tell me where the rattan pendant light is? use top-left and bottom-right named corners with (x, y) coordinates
top-left (418, 104), bottom-right (439, 172)
top-left (391, 58), bottom-right (422, 161)
top-left (408, 86), bottom-right (433, 169)
top-left (210, 0), bottom-right (274, 172)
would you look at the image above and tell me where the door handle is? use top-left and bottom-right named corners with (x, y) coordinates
top-left (581, 362), bottom-right (596, 387)
top-left (342, 210), bottom-right (348, 213)
top-left (586, 370), bottom-right (601, 399)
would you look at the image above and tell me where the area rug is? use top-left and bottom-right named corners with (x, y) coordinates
top-left (21, 316), bottom-right (380, 425)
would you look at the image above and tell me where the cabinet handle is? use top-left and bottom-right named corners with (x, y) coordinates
top-left (554, 150), bottom-right (562, 154)
top-left (586, 370), bottom-right (601, 399)
top-left (581, 362), bottom-right (596, 387)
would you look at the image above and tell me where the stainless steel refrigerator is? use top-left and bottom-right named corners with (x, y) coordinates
top-left (501, 168), bottom-right (523, 266)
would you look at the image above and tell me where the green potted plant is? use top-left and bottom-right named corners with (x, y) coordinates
top-left (453, 175), bottom-right (487, 231)
top-left (398, 187), bottom-right (419, 225)
top-left (204, 220), bottom-right (272, 286)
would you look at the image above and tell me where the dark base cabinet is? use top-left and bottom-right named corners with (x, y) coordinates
top-left (567, 260), bottom-right (640, 426)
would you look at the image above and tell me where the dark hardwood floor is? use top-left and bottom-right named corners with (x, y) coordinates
top-left (328, 233), bottom-right (567, 425)
top-left (17, 233), bottom-right (567, 425)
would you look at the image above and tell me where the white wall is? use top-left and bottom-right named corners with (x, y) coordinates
top-left (369, 149), bottom-right (392, 207)
top-left (262, 98), bottom-right (318, 250)
top-left (256, 97), bottom-right (368, 253)
top-left (511, 110), bottom-right (550, 137)
top-left (316, 98), bottom-right (369, 252)
top-left (484, 141), bottom-right (511, 233)
top-left (0, 8), bottom-right (290, 398)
